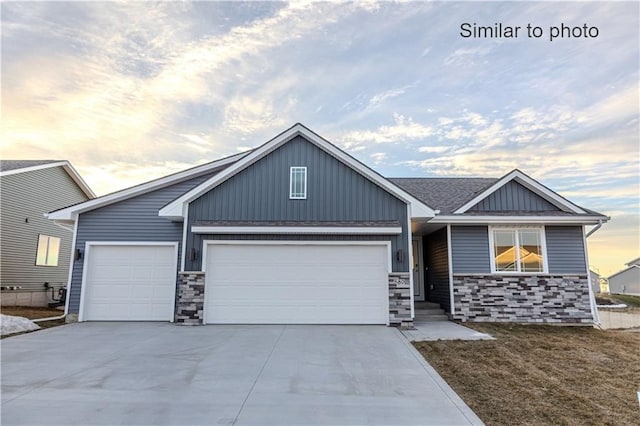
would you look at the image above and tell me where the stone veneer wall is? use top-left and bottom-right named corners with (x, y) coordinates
top-left (452, 274), bottom-right (593, 324)
top-left (175, 272), bottom-right (205, 325)
top-left (389, 273), bottom-right (412, 327)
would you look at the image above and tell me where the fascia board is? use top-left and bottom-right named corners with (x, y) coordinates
top-left (47, 152), bottom-right (247, 221)
top-left (430, 214), bottom-right (610, 225)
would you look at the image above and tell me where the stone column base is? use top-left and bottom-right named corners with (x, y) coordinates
top-left (389, 273), bottom-right (412, 327)
top-left (175, 272), bottom-right (205, 325)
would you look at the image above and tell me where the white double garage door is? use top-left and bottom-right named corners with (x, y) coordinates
top-left (81, 242), bottom-right (390, 324)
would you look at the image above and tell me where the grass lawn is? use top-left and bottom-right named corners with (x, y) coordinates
top-left (414, 324), bottom-right (640, 426)
top-left (597, 294), bottom-right (640, 308)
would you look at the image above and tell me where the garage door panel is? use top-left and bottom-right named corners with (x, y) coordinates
top-left (205, 244), bottom-right (389, 324)
top-left (82, 245), bottom-right (176, 321)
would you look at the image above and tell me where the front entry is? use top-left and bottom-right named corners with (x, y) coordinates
top-left (412, 238), bottom-right (425, 301)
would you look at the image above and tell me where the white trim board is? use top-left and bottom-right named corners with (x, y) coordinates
top-left (47, 152), bottom-right (249, 221)
top-left (191, 226), bottom-right (403, 235)
top-left (78, 241), bottom-right (179, 322)
top-left (453, 169), bottom-right (587, 214)
top-left (1, 161), bottom-right (95, 199)
top-left (430, 215), bottom-right (608, 225)
top-left (200, 240), bottom-right (394, 274)
top-left (159, 123), bottom-right (436, 221)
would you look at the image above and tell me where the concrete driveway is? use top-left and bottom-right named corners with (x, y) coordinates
top-left (1, 323), bottom-right (483, 425)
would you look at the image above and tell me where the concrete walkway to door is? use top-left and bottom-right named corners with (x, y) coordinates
top-left (1, 323), bottom-right (484, 425)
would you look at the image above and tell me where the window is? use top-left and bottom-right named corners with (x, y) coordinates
top-left (290, 166), bottom-right (307, 199)
top-left (36, 235), bottom-right (60, 266)
top-left (490, 227), bottom-right (546, 273)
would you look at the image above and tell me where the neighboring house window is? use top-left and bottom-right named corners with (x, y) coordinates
top-left (290, 166), bottom-right (307, 199)
top-left (490, 227), bottom-right (546, 273)
top-left (36, 235), bottom-right (60, 266)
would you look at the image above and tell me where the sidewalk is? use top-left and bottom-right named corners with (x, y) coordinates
top-left (401, 320), bottom-right (495, 342)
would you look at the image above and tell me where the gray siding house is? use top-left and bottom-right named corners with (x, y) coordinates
top-left (47, 124), bottom-right (609, 325)
top-left (1, 161), bottom-right (94, 307)
top-left (607, 258), bottom-right (640, 296)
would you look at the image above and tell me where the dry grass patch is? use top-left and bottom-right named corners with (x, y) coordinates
top-left (0, 306), bottom-right (63, 320)
top-left (414, 324), bottom-right (640, 426)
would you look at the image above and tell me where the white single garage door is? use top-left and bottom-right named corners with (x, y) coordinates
top-left (81, 244), bottom-right (177, 321)
top-left (204, 243), bottom-right (389, 324)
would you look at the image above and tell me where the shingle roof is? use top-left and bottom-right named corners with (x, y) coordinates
top-left (0, 160), bottom-right (61, 172)
top-left (389, 178), bottom-right (497, 213)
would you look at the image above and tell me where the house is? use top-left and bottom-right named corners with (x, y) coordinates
top-left (589, 269), bottom-right (603, 294)
top-left (1, 160), bottom-right (95, 307)
top-left (47, 124), bottom-right (609, 325)
top-left (607, 258), bottom-right (640, 296)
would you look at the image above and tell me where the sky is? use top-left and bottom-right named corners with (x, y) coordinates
top-left (1, 1), bottom-right (638, 276)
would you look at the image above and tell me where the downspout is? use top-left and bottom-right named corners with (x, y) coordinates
top-left (34, 216), bottom-right (79, 323)
top-left (586, 220), bottom-right (603, 238)
top-left (584, 221), bottom-right (604, 327)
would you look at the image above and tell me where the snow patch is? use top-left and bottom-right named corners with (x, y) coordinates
top-left (597, 304), bottom-right (628, 309)
top-left (1, 314), bottom-right (41, 336)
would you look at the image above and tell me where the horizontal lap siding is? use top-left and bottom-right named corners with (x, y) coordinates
top-left (451, 225), bottom-right (587, 275)
top-left (187, 136), bottom-right (409, 272)
top-left (451, 226), bottom-right (491, 274)
top-left (68, 173), bottom-right (217, 314)
top-left (1, 167), bottom-right (89, 290)
top-left (470, 181), bottom-right (559, 211)
top-left (423, 228), bottom-right (450, 312)
top-left (545, 226), bottom-right (587, 274)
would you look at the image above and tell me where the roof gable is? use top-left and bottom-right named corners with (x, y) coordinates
top-left (453, 169), bottom-right (587, 214)
top-left (0, 160), bottom-right (95, 199)
top-left (468, 180), bottom-right (560, 212)
top-left (47, 152), bottom-right (249, 221)
top-left (159, 123), bottom-right (436, 220)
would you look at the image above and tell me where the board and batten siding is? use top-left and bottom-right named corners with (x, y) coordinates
top-left (67, 172), bottom-right (218, 314)
top-left (470, 181), bottom-right (559, 211)
top-left (423, 228), bottom-right (451, 312)
top-left (450, 225), bottom-right (587, 274)
top-left (0, 166), bottom-right (90, 291)
top-left (186, 135), bottom-right (410, 272)
top-left (545, 226), bottom-right (587, 274)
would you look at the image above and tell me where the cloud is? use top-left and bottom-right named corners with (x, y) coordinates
top-left (340, 113), bottom-right (434, 146)
top-left (1, 2), bottom-right (367, 192)
top-left (370, 152), bottom-right (387, 164)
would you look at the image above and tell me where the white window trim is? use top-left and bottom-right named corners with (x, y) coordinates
top-left (289, 166), bottom-right (307, 200)
top-left (35, 235), bottom-right (61, 267)
top-left (488, 225), bottom-right (548, 274)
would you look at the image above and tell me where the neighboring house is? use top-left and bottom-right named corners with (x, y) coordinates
top-left (608, 258), bottom-right (640, 296)
top-left (1, 160), bottom-right (95, 307)
top-left (589, 269), bottom-right (602, 294)
top-left (47, 124), bottom-right (609, 325)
